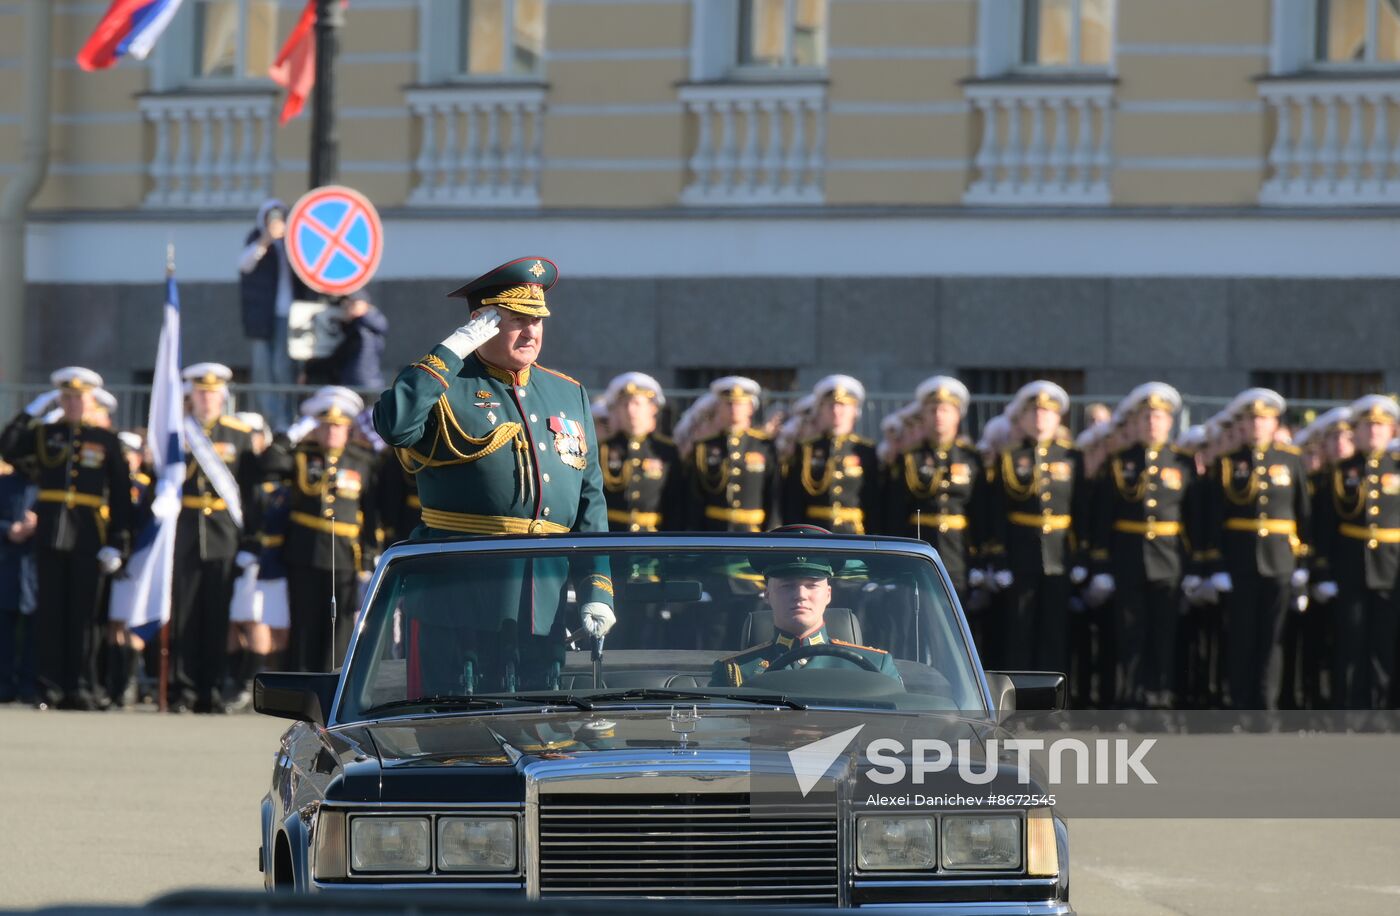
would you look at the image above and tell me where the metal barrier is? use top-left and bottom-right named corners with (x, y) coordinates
top-left (0, 383), bottom-right (1351, 440)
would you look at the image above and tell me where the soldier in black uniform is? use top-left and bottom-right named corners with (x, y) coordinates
top-left (169, 364), bottom-right (258, 712)
top-left (598, 372), bottom-right (683, 533)
top-left (1209, 388), bottom-right (1310, 710)
top-left (882, 376), bottom-right (984, 608)
top-left (989, 381), bottom-right (1088, 675)
top-left (0, 368), bottom-right (132, 710)
top-left (686, 376), bottom-right (778, 532)
top-left (1313, 395), bottom-right (1400, 709)
top-left (269, 388), bottom-right (379, 672)
top-left (782, 375), bottom-right (878, 535)
top-left (1091, 383), bottom-right (1197, 708)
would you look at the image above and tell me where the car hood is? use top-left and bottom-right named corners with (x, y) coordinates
top-left (331, 707), bottom-right (1007, 803)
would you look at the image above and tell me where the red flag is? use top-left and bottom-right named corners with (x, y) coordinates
top-left (269, 1), bottom-right (321, 125)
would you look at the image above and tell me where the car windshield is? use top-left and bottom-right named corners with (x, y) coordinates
top-left (337, 542), bottom-right (986, 721)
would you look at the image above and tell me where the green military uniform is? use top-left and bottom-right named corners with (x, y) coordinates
top-left (710, 625), bottom-right (901, 686)
top-left (372, 258), bottom-right (612, 691)
top-left (710, 549), bottom-right (901, 687)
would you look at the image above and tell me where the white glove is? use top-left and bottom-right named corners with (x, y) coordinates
top-left (581, 602), bottom-right (615, 638)
top-left (1313, 580), bottom-right (1339, 603)
top-left (1190, 579), bottom-right (1218, 606)
top-left (1209, 571), bottom-right (1233, 594)
top-left (1181, 574), bottom-right (1202, 595)
top-left (993, 570), bottom-right (1014, 590)
top-left (96, 546), bottom-right (122, 575)
top-left (1089, 573), bottom-right (1115, 596)
top-left (1070, 566), bottom-right (1088, 585)
top-left (1295, 595), bottom-right (1309, 613)
top-left (967, 567), bottom-right (985, 589)
top-left (441, 307), bottom-right (502, 359)
top-left (24, 390), bottom-right (59, 417)
top-left (235, 550), bottom-right (258, 570)
top-left (285, 415), bottom-right (318, 445)
top-left (1291, 568), bottom-right (1309, 589)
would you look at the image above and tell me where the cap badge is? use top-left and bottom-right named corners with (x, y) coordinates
top-left (529, 260), bottom-right (547, 278)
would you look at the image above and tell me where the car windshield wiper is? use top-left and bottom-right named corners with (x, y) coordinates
top-left (473, 692), bottom-right (596, 711)
top-left (360, 694), bottom-right (509, 716)
top-left (584, 687), bottom-right (808, 710)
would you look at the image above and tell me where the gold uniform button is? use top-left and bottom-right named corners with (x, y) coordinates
top-left (323, 509), bottom-right (334, 519)
top-left (1369, 539), bottom-right (1380, 549)
top-left (940, 480), bottom-right (950, 489)
top-left (1370, 506), bottom-right (1381, 516)
top-left (629, 524), bottom-right (640, 532)
top-left (731, 499), bottom-right (741, 508)
top-left (730, 467), bottom-right (741, 476)
top-left (543, 507), bottom-right (551, 517)
top-left (1259, 496), bottom-right (1269, 506)
top-left (1259, 482), bottom-right (1269, 491)
top-left (202, 508), bottom-right (213, 517)
top-left (1041, 493), bottom-right (1052, 502)
top-left (1370, 490), bottom-right (1379, 498)
top-left (1148, 466), bottom-right (1159, 474)
top-left (1040, 463), bottom-right (1049, 472)
top-left (1038, 448), bottom-right (1047, 457)
top-left (731, 452), bottom-right (741, 461)
top-left (1147, 499), bottom-right (1158, 508)
top-left (630, 441), bottom-right (640, 451)
top-left (530, 414), bottom-right (538, 423)
top-left (1370, 476), bottom-right (1380, 484)
top-left (630, 491), bottom-right (640, 500)
top-left (833, 501), bottom-right (843, 509)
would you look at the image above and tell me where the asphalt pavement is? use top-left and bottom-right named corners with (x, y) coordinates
top-left (1, 706), bottom-right (1398, 913)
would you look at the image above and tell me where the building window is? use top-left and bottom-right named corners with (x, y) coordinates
top-left (458, 0), bottom-right (545, 77)
top-left (191, 0), bottom-right (278, 80)
top-left (961, 367), bottom-right (1086, 397)
top-left (1251, 370), bottom-right (1385, 402)
top-left (736, 0), bottom-right (827, 70)
top-left (1313, 0), bottom-right (1400, 64)
top-left (1019, 0), bottom-right (1115, 68)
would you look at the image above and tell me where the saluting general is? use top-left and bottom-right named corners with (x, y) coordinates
top-left (373, 257), bottom-right (614, 692)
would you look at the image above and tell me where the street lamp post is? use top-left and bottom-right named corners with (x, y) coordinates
top-left (309, 0), bottom-right (342, 189)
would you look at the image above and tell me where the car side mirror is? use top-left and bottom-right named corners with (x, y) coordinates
top-left (985, 671), bottom-right (1067, 714)
top-left (254, 672), bottom-right (339, 725)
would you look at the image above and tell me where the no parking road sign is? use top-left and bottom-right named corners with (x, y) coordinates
top-left (286, 185), bottom-right (384, 296)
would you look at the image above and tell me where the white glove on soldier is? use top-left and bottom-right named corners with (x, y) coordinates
top-left (96, 546), bottom-right (122, 575)
top-left (1070, 566), bottom-right (1089, 585)
top-left (1089, 573), bottom-right (1116, 597)
top-left (581, 602), bottom-right (615, 638)
top-left (967, 567), bottom-right (985, 589)
top-left (1290, 568), bottom-right (1310, 589)
top-left (285, 415), bottom-right (318, 445)
top-left (235, 551), bottom-right (259, 571)
top-left (1209, 571), bottom-right (1233, 594)
top-left (24, 391), bottom-right (59, 417)
top-left (1181, 574), bottom-right (1202, 596)
top-left (1313, 580), bottom-right (1339, 603)
top-left (993, 570), bottom-right (1014, 590)
top-left (441, 307), bottom-right (502, 360)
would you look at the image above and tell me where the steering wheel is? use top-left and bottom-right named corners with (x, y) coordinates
top-left (768, 643), bottom-right (882, 672)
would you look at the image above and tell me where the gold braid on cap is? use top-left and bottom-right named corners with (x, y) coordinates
top-left (480, 283), bottom-right (550, 317)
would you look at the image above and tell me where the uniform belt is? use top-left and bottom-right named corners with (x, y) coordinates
top-left (259, 534), bottom-right (285, 548)
top-left (1339, 523), bottom-right (1400, 544)
top-left (181, 494), bottom-right (228, 512)
top-left (805, 506), bottom-right (865, 531)
top-left (419, 506), bottom-right (569, 536)
top-left (289, 511), bottom-right (361, 538)
top-left (406, 494), bottom-right (422, 510)
top-left (704, 506), bottom-right (767, 527)
top-left (37, 488), bottom-right (106, 510)
top-left (1009, 511), bottom-right (1072, 531)
top-left (1224, 518), bottom-right (1297, 537)
top-left (1113, 519), bottom-right (1182, 538)
top-left (908, 512), bottom-right (968, 531)
top-left (607, 508), bottom-right (662, 529)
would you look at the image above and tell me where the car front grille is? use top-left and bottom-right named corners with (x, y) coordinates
top-left (537, 792), bottom-right (839, 903)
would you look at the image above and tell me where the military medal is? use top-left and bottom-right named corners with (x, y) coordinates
top-left (549, 416), bottom-right (588, 470)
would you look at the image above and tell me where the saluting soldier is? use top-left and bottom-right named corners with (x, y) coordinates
top-left (168, 363), bottom-right (258, 712)
top-left (1208, 389), bottom-right (1311, 710)
top-left (686, 376), bottom-right (779, 532)
top-left (0, 368), bottom-right (132, 710)
top-left (988, 381), bottom-right (1088, 675)
top-left (598, 372), bottom-right (683, 533)
top-left (781, 375), bottom-right (879, 535)
top-left (265, 387), bottom-right (378, 672)
top-left (1313, 395), bottom-right (1400, 708)
top-left (1091, 383), bottom-right (1196, 708)
top-left (882, 376), bottom-right (985, 606)
top-left (372, 258), bottom-right (614, 692)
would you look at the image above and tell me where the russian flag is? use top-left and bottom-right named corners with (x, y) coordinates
top-left (77, 0), bottom-right (185, 72)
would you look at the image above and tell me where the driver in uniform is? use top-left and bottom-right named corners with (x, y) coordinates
top-left (711, 527), bottom-right (901, 686)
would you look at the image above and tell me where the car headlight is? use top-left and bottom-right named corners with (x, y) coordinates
top-left (856, 815), bottom-right (936, 871)
top-left (350, 816), bottom-right (431, 872)
top-left (437, 817), bottom-right (517, 872)
top-left (940, 814), bottom-right (1021, 871)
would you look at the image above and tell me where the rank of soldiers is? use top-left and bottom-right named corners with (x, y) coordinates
top-left (5, 256), bottom-right (1399, 712)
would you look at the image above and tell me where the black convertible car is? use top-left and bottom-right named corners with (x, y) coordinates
top-left (256, 531), bottom-right (1072, 912)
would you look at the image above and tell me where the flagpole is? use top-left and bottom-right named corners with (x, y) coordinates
top-left (158, 243), bottom-right (174, 714)
top-left (309, 0), bottom-right (342, 187)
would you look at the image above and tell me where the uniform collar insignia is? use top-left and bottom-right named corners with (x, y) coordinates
top-left (775, 626), bottom-right (827, 649)
top-left (478, 356), bottom-right (531, 387)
